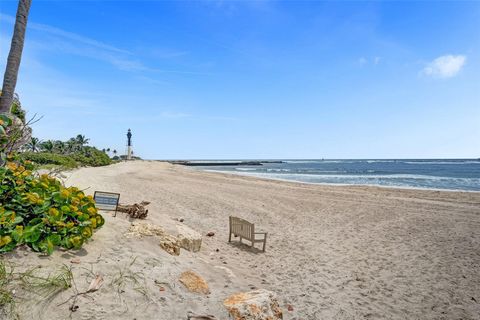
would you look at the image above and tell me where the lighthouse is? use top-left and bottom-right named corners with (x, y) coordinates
top-left (126, 129), bottom-right (132, 160)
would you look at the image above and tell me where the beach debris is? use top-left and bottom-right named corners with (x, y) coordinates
top-left (187, 312), bottom-right (217, 320)
top-left (87, 274), bottom-right (104, 292)
top-left (223, 289), bottom-right (283, 320)
top-left (206, 232), bottom-right (215, 237)
top-left (117, 201), bottom-right (150, 219)
top-left (127, 223), bottom-right (181, 256)
top-left (179, 270), bottom-right (210, 294)
top-left (127, 222), bottom-right (165, 237)
top-left (159, 234), bottom-right (181, 256)
top-left (127, 222), bottom-right (204, 255)
top-left (59, 274), bottom-right (104, 314)
top-left (176, 217), bottom-right (185, 222)
top-left (287, 304), bottom-right (294, 312)
top-left (154, 280), bottom-right (169, 292)
top-left (70, 258), bottom-right (81, 264)
top-left (177, 224), bottom-right (202, 252)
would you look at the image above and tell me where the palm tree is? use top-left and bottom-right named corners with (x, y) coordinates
top-left (75, 134), bottom-right (89, 147)
top-left (66, 138), bottom-right (77, 153)
top-left (27, 137), bottom-right (39, 152)
top-left (0, 0), bottom-right (32, 114)
top-left (53, 140), bottom-right (64, 153)
top-left (40, 140), bottom-right (54, 152)
top-left (113, 149), bottom-right (117, 157)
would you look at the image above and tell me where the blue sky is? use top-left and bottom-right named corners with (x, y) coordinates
top-left (1, 1), bottom-right (479, 159)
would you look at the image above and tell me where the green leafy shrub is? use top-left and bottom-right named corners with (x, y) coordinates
top-left (0, 114), bottom-right (13, 165)
top-left (72, 146), bottom-right (112, 167)
top-left (19, 148), bottom-right (112, 169)
top-left (10, 101), bottom-right (25, 123)
top-left (0, 160), bottom-right (104, 254)
top-left (18, 152), bottom-right (78, 169)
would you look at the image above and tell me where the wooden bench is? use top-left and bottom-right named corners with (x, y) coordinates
top-left (228, 216), bottom-right (268, 252)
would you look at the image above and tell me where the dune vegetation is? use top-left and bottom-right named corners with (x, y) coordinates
top-left (20, 135), bottom-right (112, 169)
top-left (1, 115), bottom-right (106, 255)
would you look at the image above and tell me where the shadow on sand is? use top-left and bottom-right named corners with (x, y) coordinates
top-left (227, 240), bottom-right (265, 254)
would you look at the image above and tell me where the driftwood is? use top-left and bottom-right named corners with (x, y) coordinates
top-left (117, 201), bottom-right (150, 219)
top-left (187, 311), bottom-right (217, 320)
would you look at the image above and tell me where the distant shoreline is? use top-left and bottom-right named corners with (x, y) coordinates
top-left (168, 160), bottom-right (284, 166)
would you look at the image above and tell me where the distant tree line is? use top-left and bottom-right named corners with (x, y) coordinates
top-left (20, 134), bottom-right (112, 168)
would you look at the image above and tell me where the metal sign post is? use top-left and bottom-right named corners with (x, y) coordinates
top-left (93, 191), bottom-right (120, 217)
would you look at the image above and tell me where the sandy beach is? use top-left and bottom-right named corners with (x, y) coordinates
top-left (3, 160), bottom-right (480, 320)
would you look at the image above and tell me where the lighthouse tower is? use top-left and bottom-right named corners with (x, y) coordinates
top-left (126, 129), bottom-right (132, 160)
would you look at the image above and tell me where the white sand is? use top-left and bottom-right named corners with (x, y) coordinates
top-left (4, 161), bottom-right (480, 319)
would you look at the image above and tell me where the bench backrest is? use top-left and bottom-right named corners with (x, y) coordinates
top-left (229, 216), bottom-right (255, 239)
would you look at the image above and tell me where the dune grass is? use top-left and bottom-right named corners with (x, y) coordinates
top-left (0, 260), bottom-right (73, 319)
top-left (0, 260), bottom-right (16, 319)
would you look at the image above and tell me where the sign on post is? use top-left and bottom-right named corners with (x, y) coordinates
top-left (94, 191), bottom-right (120, 216)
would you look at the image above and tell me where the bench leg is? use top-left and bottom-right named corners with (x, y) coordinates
top-left (239, 236), bottom-right (242, 243)
top-left (228, 232), bottom-right (232, 242)
top-left (262, 234), bottom-right (267, 252)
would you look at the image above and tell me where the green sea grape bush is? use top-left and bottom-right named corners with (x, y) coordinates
top-left (19, 148), bottom-right (112, 169)
top-left (19, 152), bottom-right (77, 169)
top-left (71, 146), bottom-right (111, 167)
top-left (19, 147), bottom-right (112, 169)
top-left (0, 160), bottom-right (105, 254)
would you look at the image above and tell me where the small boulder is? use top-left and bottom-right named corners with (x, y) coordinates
top-left (177, 224), bottom-right (202, 252)
top-left (127, 223), bottom-right (181, 255)
top-left (159, 234), bottom-right (181, 256)
top-left (179, 271), bottom-right (210, 294)
top-left (223, 289), bottom-right (283, 320)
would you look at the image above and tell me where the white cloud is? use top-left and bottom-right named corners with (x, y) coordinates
top-left (0, 13), bottom-right (129, 55)
top-left (358, 56), bottom-right (382, 67)
top-left (0, 13), bottom-right (196, 74)
top-left (422, 54), bottom-right (466, 79)
top-left (358, 57), bottom-right (368, 66)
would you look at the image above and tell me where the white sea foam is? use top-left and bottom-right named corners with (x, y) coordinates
top-left (200, 159), bottom-right (480, 191)
top-left (284, 160), bottom-right (323, 164)
top-left (403, 161), bottom-right (480, 165)
top-left (203, 170), bottom-right (480, 191)
top-left (266, 168), bottom-right (291, 172)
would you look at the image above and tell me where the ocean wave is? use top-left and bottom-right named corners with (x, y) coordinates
top-left (243, 173), bottom-right (477, 181)
top-left (266, 168), bottom-right (291, 172)
top-left (403, 161), bottom-right (480, 165)
top-left (365, 160), bottom-right (396, 163)
top-left (284, 160), bottom-right (323, 164)
top-left (205, 170), bottom-right (480, 191)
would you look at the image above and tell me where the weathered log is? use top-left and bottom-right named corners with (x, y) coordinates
top-left (117, 201), bottom-right (150, 219)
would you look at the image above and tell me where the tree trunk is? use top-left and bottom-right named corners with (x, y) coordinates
top-left (0, 0), bottom-right (32, 114)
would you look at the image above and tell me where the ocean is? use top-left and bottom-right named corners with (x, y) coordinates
top-left (195, 159), bottom-right (480, 191)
